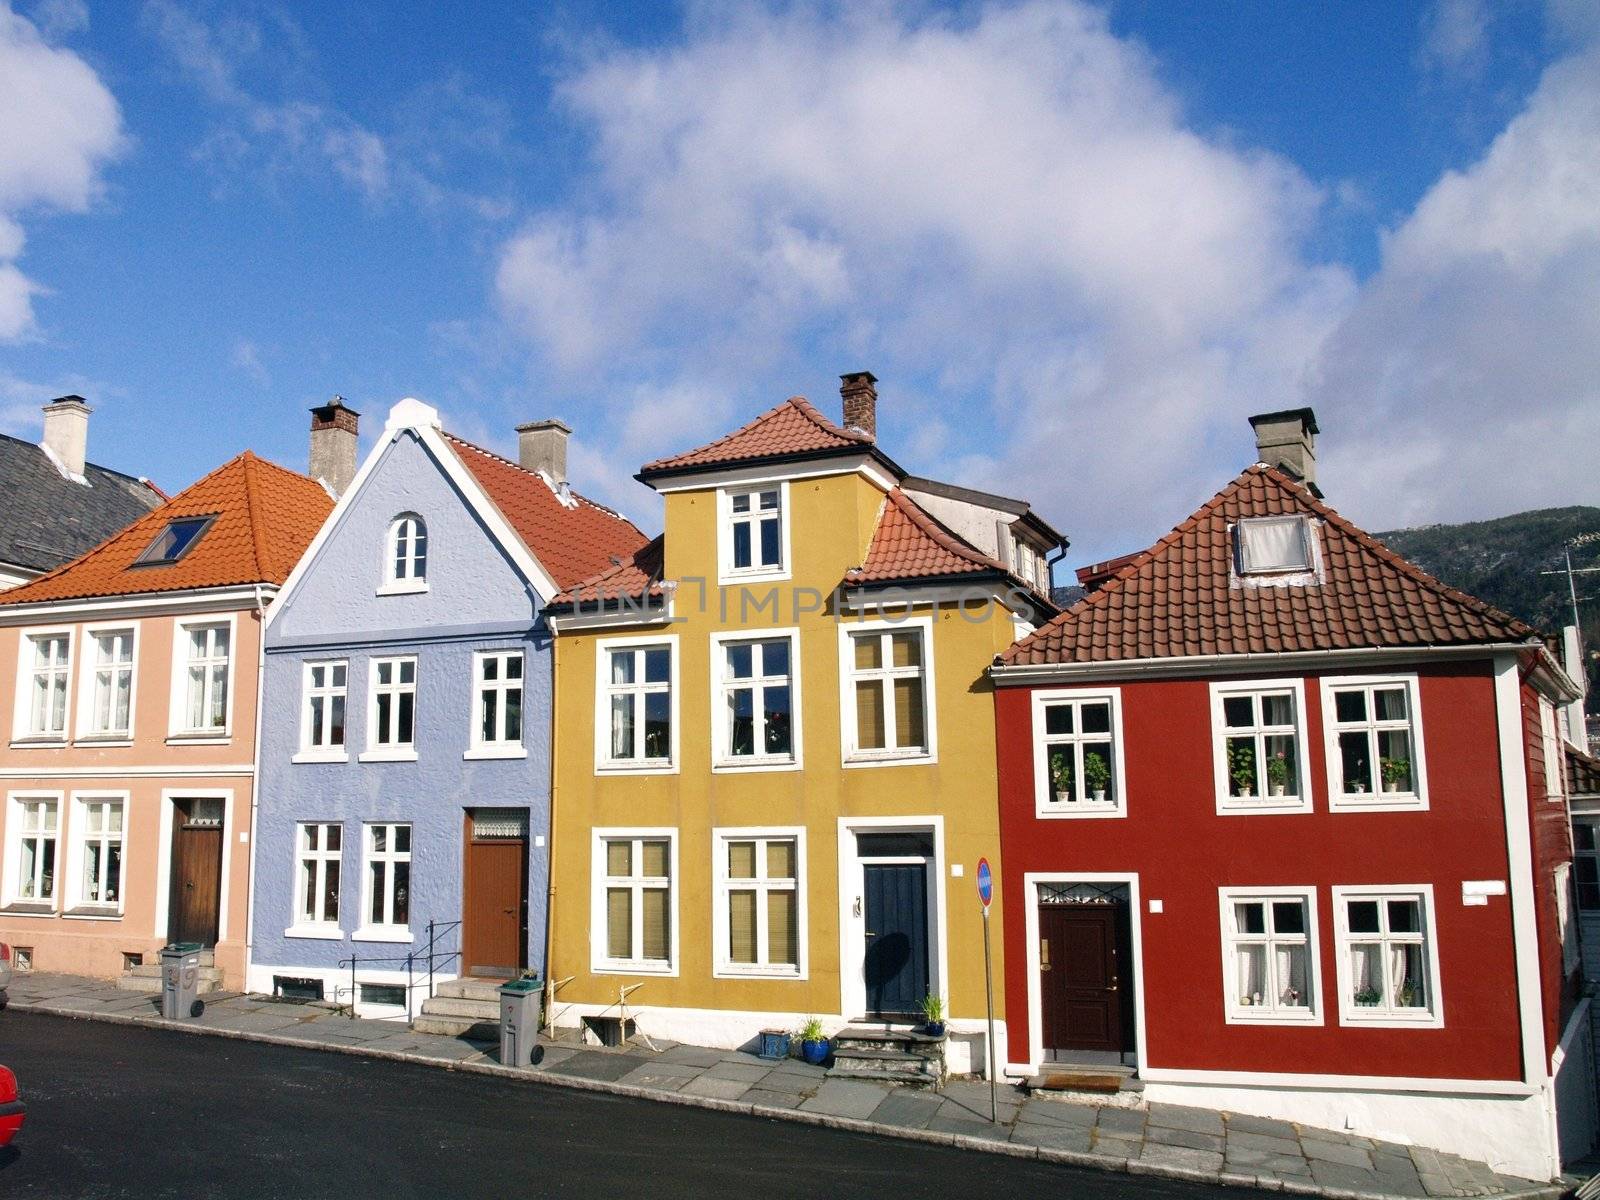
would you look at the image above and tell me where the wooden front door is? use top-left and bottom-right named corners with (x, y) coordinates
top-left (863, 862), bottom-right (930, 1018)
top-left (461, 809), bottom-right (528, 978)
top-left (1040, 904), bottom-right (1130, 1054)
top-left (169, 798), bottom-right (223, 947)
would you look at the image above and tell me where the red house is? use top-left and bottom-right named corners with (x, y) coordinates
top-left (989, 409), bottom-right (1591, 1181)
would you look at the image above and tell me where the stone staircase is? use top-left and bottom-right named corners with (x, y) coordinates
top-left (1022, 1061), bottom-right (1144, 1106)
top-left (412, 977), bottom-right (501, 1039)
top-left (115, 949), bottom-right (225, 995)
top-left (827, 1026), bottom-right (945, 1087)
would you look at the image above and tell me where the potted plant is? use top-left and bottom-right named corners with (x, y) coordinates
top-left (1083, 752), bottom-right (1110, 804)
top-left (1379, 756), bottom-right (1409, 794)
top-left (1354, 986), bottom-right (1382, 1007)
top-left (1228, 742), bottom-right (1256, 797)
top-left (797, 1017), bottom-right (829, 1066)
top-left (920, 993), bottom-right (946, 1038)
top-left (1050, 753), bottom-right (1073, 803)
top-left (1265, 751), bottom-right (1290, 797)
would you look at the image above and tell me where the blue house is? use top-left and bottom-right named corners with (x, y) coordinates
top-left (247, 398), bottom-right (644, 1019)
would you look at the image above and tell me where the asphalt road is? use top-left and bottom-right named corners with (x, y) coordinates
top-left (0, 1011), bottom-right (1264, 1199)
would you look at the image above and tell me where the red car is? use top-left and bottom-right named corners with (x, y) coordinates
top-left (0, 1065), bottom-right (22, 1148)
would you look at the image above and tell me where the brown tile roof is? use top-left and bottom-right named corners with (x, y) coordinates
top-left (0, 453), bottom-right (333, 605)
top-left (849, 488), bottom-right (1008, 584)
top-left (1001, 465), bottom-right (1537, 666)
top-left (638, 396), bottom-right (875, 478)
top-left (443, 434), bottom-right (648, 591)
top-left (548, 536), bottom-right (666, 610)
top-left (1570, 746), bottom-right (1600, 797)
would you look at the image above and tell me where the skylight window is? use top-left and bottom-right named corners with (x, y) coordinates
top-left (1236, 516), bottom-right (1313, 575)
top-left (135, 516), bottom-right (214, 566)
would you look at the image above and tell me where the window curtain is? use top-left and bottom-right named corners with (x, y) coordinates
top-left (1389, 945), bottom-right (1410, 1006)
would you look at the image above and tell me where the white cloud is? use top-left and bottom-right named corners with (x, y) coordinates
top-left (1420, 0), bottom-right (1492, 78)
top-left (28, 0), bottom-right (88, 40)
top-left (230, 336), bottom-right (269, 386)
top-left (0, 2), bottom-right (124, 339)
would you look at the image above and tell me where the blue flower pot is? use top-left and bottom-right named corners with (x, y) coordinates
top-left (923, 1021), bottom-right (945, 1038)
top-left (757, 1030), bottom-right (791, 1060)
top-left (800, 1038), bottom-right (829, 1066)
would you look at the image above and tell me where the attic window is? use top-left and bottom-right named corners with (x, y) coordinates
top-left (1236, 516), bottom-right (1312, 575)
top-left (134, 516), bottom-right (215, 566)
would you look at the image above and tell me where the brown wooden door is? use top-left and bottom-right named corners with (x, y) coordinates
top-left (169, 800), bottom-right (223, 947)
top-left (461, 810), bottom-right (528, 978)
top-left (1040, 904), bottom-right (1129, 1054)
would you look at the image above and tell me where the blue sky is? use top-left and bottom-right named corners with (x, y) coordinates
top-left (2, 0), bottom-right (1597, 567)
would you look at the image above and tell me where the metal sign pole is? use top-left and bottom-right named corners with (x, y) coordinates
top-left (983, 904), bottom-right (997, 1123)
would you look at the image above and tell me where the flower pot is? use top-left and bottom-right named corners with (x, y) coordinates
top-left (1091, 790), bottom-right (1106, 804)
top-left (800, 1038), bottom-right (829, 1066)
top-left (757, 1030), bottom-right (791, 1060)
top-left (923, 1021), bottom-right (946, 1038)
top-left (1351, 782), bottom-right (1367, 794)
top-left (1382, 779), bottom-right (1400, 793)
top-left (1054, 789), bottom-right (1070, 804)
top-left (1270, 784), bottom-right (1285, 797)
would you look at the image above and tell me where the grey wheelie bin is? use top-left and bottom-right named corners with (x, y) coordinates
top-left (160, 942), bottom-right (204, 1019)
top-left (499, 977), bottom-right (543, 1067)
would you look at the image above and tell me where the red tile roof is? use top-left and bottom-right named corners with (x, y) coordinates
top-left (443, 434), bottom-right (648, 591)
top-left (1002, 465), bottom-right (1536, 666)
top-left (638, 396), bottom-right (875, 477)
top-left (549, 536), bottom-right (666, 610)
top-left (1569, 746), bottom-right (1600, 797)
top-left (0, 453), bottom-right (333, 605)
top-left (849, 488), bottom-right (1008, 584)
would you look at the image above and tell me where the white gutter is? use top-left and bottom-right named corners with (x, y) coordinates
top-left (242, 584), bottom-right (269, 977)
top-left (0, 584), bottom-right (275, 623)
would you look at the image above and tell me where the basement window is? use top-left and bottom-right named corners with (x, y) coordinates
top-left (1235, 516), bottom-right (1312, 575)
top-left (134, 516), bottom-right (215, 566)
top-left (359, 983), bottom-right (407, 1008)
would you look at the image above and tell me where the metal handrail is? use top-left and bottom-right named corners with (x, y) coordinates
top-left (335, 918), bottom-right (463, 1021)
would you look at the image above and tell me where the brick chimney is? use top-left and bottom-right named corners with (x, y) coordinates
top-left (1249, 407), bottom-right (1319, 496)
top-left (41, 395), bottom-right (91, 479)
top-left (840, 371), bottom-right (878, 439)
top-left (309, 397), bottom-right (360, 497)
top-left (518, 418), bottom-right (571, 486)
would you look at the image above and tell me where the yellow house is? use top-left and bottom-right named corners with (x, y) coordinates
top-left (544, 374), bottom-right (1063, 1073)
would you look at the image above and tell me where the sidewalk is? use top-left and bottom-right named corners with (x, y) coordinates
top-left (2, 971), bottom-right (1566, 1200)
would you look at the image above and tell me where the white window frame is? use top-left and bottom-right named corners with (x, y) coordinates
top-left (356, 822), bottom-right (412, 940)
top-left (594, 635), bottom-right (679, 774)
top-left (288, 821), bottom-right (344, 937)
top-left (76, 622), bottom-right (139, 742)
top-left (466, 649), bottom-right (527, 760)
top-left (1218, 887), bottom-right (1322, 1025)
top-left (1331, 884), bottom-right (1444, 1028)
top-left (717, 482), bottom-right (791, 584)
top-left (1541, 698), bottom-right (1564, 803)
top-left (712, 826), bottom-right (807, 979)
top-left (1030, 687), bottom-right (1127, 819)
top-left (591, 828), bottom-right (678, 976)
top-left (709, 627), bottom-right (802, 772)
top-left (1210, 678), bottom-right (1314, 815)
top-left (360, 655), bottom-right (418, 762)
top-left (295, 659), bottom-right (349, 763)
top-left (2, 791), bottom-right (62, 910)
top-left (12, 626), bottom-right (74, 743)
top-left (837, 616), bottom-right (937, 767)
top-left (167, 615), bottom-right (236, 740)
top-left (379, 513), bottom-right (429, 594)
top-left (1557, 863), bottom-right (1580, 975)
top-left (1235, 515), bottom-right (1314, 575)
top-left (1320, 674), bottom-right (1429, 812)
top-left (65, 791), bottom-right (127, 915)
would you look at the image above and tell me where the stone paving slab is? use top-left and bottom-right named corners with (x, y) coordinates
top-left (2, 970), bottom-right (1568, 1200)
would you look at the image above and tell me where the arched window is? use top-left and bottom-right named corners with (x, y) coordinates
top-left (387, 514), bottom-right (428, 586)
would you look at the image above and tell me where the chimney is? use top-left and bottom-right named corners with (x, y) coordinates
top-left (1249, 407), bottom-right (1320, 495)
top-left (840, 371), bottom-right (878, 439)
top-left (518, 418), bottom-right (571, 486)
top-left (309, 396), bottom-right (361, 497)
top-left (41, 395), bottom-right (91, 478)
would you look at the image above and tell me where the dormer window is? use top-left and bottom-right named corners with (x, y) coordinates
top-left (1236, 516), bottom-right (1312, 575)
top-left (383, 514), bottom-right (428, 592)
top-left (719, 485), bottom-right (789, 582)
top-left (134, 516), bottom-right (215, 566)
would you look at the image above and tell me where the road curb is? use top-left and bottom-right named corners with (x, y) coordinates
top-left (7, 998), bottom-right (1567, 1200)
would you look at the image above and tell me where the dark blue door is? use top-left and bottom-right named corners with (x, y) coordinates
top-left (863, 863), bottom-right (929, 1017)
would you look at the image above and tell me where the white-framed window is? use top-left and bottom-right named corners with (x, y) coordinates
top-left (176, 621), bottom-right (232, 734)
top-left (1235, 515), bottom-right (1314, 575)
top-left (363, 657), bottom-right (417, 759)
top-left (82, 627), bottom-right (136, 738)
top-left (596, 637), bottom-right (677, 772)
top-left (470, 650), bottom-right (524, 755)
top-left (1572, 820), bottom-right (1600, 913)
top-left (298, 660), bottom-right (348, 758)
top-left (839, 619), bottom-right (935, 765)
top-left (70, 795), bottom-right (125, 911)
top-left (4, 794), bottom-right (60, 907)
top-left (378, 513), bottom-right (428, 594)
top-left (713, 829), bottom-right (804, 978)
top-left (718, 484), bottom-right (789, 582)
top-left (1541, 699), bottom-right (1564, 802)
top-left (711, 629), bottom-right (799, 770)
top-left (295, 822), bottom-right (342, 929)
top-left (592, 830), bottom-right (676, 974)
top-left (1031, 688), bottom-right (1126, 817)
top-left (1332, 886), bottom-right (1443, 1026)
top-left (18, 631), bottom-right (72, 740)
top-left (1557, 863), bottom-right (1580, 975)
top-left (1210, 679), bottom-right (1311, 814)
top-left (1321, 675), bottom-right (1428, 811)
top-left (1219, 888), bottom-right (1320, 1024)
top-left (133, 515), bottom-right (213, 565)
top-left (360, 823), bottom-right (411, 933)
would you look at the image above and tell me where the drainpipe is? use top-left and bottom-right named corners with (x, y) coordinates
top-left (542, 598), bottom-right (559, 1031)
top-left (242, 583), bottom-right (269, 991)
